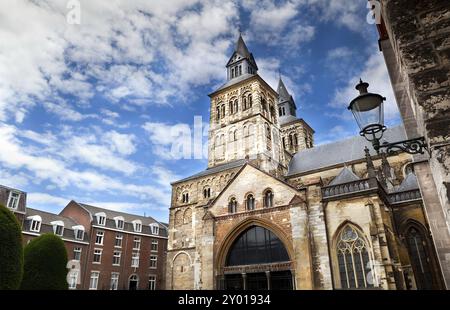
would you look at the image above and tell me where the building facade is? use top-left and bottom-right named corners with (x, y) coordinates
top-left (165, 35), bottom-right (445, 290)
top-left (1, 185), bottom-right (168, 290)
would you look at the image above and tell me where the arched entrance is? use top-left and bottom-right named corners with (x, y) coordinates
top-left (405, 226), bottom-right (434, 289)
top-left (219, 225), bottom-right (293, 290)
top-left (129, 274), bottom-right (139, 290)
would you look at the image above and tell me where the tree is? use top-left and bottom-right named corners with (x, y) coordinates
top-left (0, 204), bottom-right (23, 289)
top-left (21, 233), bottom-right (69, 290)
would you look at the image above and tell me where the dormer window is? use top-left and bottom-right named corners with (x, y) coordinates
top-left (28, 215), bottom-right (42, 233)
top-left (114, 216), bottom-right (125, 230)
top-left (51, 220), bottom-right (65, 236)
top-left (95, 212), bottom-right (106, 226)
top-left (132, 220), bottom-right (142, 233)
top-left (150, 223), bottom-right (159, 235)
top-left (7, 191), bottom-right (20, 210)
top-left (72, 225), bottom-right (85, 240)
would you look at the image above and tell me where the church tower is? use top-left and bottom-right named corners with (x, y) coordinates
top-left (207, 34), bottom-right (285, 176)
top-left (277, 77), bottom-right (314, 156)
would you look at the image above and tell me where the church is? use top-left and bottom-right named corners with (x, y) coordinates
top-left (165, 35), bottom-right (445, 290)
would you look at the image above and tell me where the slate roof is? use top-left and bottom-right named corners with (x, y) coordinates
top-left (213, 73), bottom-right (255, 93)
top-left (172, 159), bottom-right (247, 184)
top-left (277, 77), bottom-right (291, 103)
top-left (396, 172), bottom-right (419, 192)
top-left (329, 166), bottom-right (361, 186)
top-left (279, 115), bottom-right (299, 126)
top-left (287, 125), bottom-right (407, 176)
top-left (75, 202), bottom-right (168, 237)
top-left (23, 208), bottom-right (89, 242)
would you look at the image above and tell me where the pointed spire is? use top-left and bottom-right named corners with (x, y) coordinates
top-left (235, 33), bottom-right (251, 58)
top-left (277, 76), bottom-right (291, 102)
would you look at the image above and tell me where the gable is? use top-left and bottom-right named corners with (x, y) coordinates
top-left (209, 164), bottom-right (303, 216)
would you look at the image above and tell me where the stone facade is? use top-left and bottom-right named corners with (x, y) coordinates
top-left (165, 35), bottom-right (445, 290)
top-left (379, 0), bottom-right (450, 287)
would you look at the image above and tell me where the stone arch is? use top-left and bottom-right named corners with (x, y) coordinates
top-left (171, 251), bottom-right (194, 290)
top-left (174, 209), bottom-right (183, 226)
top-left (183, 208), bottom-right (192, 224)
top-left (216, 217), bottom-right (294, 273)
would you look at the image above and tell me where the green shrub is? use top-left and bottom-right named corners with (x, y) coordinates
top-left (0, 204), bottom-right (24, 289)
top-left (21, 233), bottom-right (68, 290)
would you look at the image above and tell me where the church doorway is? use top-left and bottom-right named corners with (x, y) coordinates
top-left (220, 225), bottom-right (294, 290)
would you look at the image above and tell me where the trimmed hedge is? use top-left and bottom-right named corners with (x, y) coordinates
top-left (21, 233), bottom-right (68, 290)
top-left (0, 204), bottom-right (23, 289)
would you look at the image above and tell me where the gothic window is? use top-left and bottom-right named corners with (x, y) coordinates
top-left (226, 226), bottom-right (289, 266)
top-left (228, 197), bottom-right (237, 214)
top-left (263, 190), bottom-right (273, 208)
top-left (405, 226), bottom-right (433, 289)
top-left (336, 225), bottom-right (374, 289)
top-left (246, 194), bottom-right (255, 211)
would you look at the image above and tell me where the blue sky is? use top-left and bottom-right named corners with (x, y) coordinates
top-left (0, 0), bottom-right (400, 222)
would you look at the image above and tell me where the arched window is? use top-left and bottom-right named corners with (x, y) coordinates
top-left (336, 225), bottom-right (373, 289)
top-left (221, 104), bottom-right (225, 116)
top-left (405, 226), bottom-right (434, 289)
top-left (294, 134), bottom-right (298, 146)
top-left (263, 190), bottom-right (273, 208)
top-left (265, 124), bottom-right (271, 140)
top-left (233, 130), bottom-right (237, 141)
top-left (282, 137), bottom-right (286, 149)
top-left (183, 208), bottom-right (192, 224)
top-left (246, 194), bottom-right (255, 211)
top-left (248, 94), bottom-right (252, 107)
top-left (226, 226), bottom-right (289, 266)
top-left (182, 192), bottom-right (189, 203)
top-left (203, 187), bottom-right (211, 199)
top-left (243, 96), bottom-right (247, 110)
top-left (216, 106), bottom-right (220, 121)
top-left (174, 210), bottom-right (183, 226)
top-left (229, 100), bottom-right (233, 114)
top-left (228, 198), bottom-right (237, 214)
top-left (234, 99), bottom-right (238, 113)
top-left (289, 134), bottom-right (293, 147)
top-left (231, 68), bottom-right (235, 78)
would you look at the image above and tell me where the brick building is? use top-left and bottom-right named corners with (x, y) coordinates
top-left (1, 185), bottom-right (168, 290)
top-left (166, 35), bottom-right (445, 290)
top-left (61, 201), bottom-right (168, 290)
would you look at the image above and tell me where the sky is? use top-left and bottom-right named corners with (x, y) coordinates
top-left (0, 0), bottom-right (401, 222)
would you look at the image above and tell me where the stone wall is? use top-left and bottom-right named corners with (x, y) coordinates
top-left (381, 0), bottom-right (450, 287)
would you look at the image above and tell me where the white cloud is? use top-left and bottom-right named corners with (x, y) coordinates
top-left (27, 192), bottom-right (70, 207)
top-left (103, 130), bottom-right (137, 156)
top-left (328, 52), bottom-right (400, 125)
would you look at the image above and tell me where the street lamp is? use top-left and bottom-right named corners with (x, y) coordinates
top-left (348, 79), bottom-right (429, 155)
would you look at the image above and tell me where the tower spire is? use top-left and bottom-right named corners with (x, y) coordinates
top-left (225, 33), bottom-right (258, 81)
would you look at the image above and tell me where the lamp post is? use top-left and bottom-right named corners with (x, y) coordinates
top-left (348, 79), bottom-right (429, 156)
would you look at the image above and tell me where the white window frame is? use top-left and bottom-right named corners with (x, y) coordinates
top-left (132, 220), bottom-right (142, 233)
top-left (150, 255), bottom-right (157, 269)
top-left (95, 230), bottom-right (104, 245)
top-left (151, 240), bottom-right (158, 252)
top-left (115, 233), bottom-right (123, 248)
top-left (110, 272), bottom-right (119, 290)
top-left (89, 271), bottom-right (100, 290)
top-left (95, 212), bottom-right (106, 226)
top-left (133, 236), bottom-right (141, 250)
top-left (73, 247), bottom-right (82, 261)
top-left (131, 252), bottom-right (140, 268)
top-left (51, 220), bottom-right (65, 236)
top-left (113, 250), bottom-right (121, 266)
top-left (114, 216), bottom-right (125, 230)
top-left (28, 215), bottom-right (42, 233)
top-left (150, 223), bottom-right (159, 235)
top-left (93, 248), bottom-right (102, 264)
top-left (7, 191), bottom-right (20, 210)
top-left (68, 270), bottom-right (79, 289)
top-left (73, 225), bottom-right (85, 240)
top-left (148, 275), bottom-right (156, 290)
